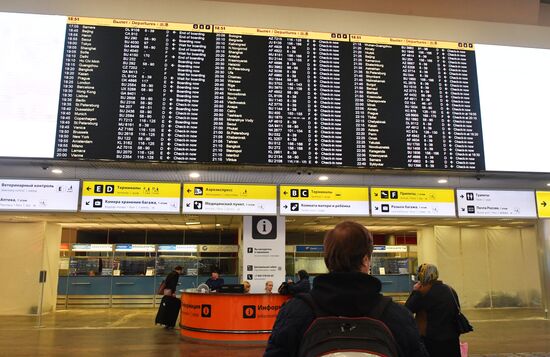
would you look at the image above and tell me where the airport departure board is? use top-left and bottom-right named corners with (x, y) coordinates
top-left (54, 17), bottom-right (484, 170)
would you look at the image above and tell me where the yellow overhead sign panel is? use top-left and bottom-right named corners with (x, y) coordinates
top-left (280, 186), bottom-right (368, 201)
top-left (82, 181), bottom-right (180, 198)
top-left (536, 191), bottom-right (550, 218)
top-left (371, 187), bottom-right (455, 203)
top-left (183, 184), bottom-right (276, 200)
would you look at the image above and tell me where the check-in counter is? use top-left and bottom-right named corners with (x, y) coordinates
top-left (180, 292), bottom-right (290, 343)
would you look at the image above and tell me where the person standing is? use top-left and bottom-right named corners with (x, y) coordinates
top-left (405, 263), bottom-right (461, 357)
top-left (287, 269), bottom-right (311, 295)
top-left (205, 268), bottom-right (224, 292)
top-left (164, 266), bottom-right (183, 296)
top-left (264, 221), bottom-right (427, 357)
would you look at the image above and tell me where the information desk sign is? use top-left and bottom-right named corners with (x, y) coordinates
top-left (279, 186), bottom-right (369, 216)
top-left (371, 187), bottom-right (455, 217)
top-left (80, 181), bottom-right (181, 213)
top-left (0, 179), bottom-right (80, 212)
top-left (373, 245), bottom-right (408, 253)
top-left (114, 244), bottom-right (156, 252)
top-left (457, 189), bottom-right (537, 218)
top-left (72, 244), bottom-right (113, 252)
top-left (536, 191), bottom-right (550, 218)
top-left (182, 184), bottom-right (276, 215)
top-left (157, 245), bottom-right (197, 253)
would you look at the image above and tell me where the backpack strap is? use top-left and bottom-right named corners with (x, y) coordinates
top-left (369, 296), bottom-right (392, 320)
top-left (294, 293), bottom-right (327, 317)
top-left (295, 293), bottom-right (392, 319)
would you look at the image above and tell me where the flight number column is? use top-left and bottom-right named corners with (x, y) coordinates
top-left (267, 36), bottom-right (284, 164)
top-left (116, 27), bottom-right (140, 160)
top-left (401, 46), bottom-right (421, 168)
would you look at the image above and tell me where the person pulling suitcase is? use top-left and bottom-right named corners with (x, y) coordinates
top-left (156, 266), bottom-right (183, 329)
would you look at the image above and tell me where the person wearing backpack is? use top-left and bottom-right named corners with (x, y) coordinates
top-left (264, 221), bottom-right (428, 357)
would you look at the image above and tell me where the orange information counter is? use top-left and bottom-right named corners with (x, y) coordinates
top-left (180, 292), bottom-right (290, 343)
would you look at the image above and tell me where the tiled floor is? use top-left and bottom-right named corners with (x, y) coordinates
top-left (0, 308), bottom-right (548, 356)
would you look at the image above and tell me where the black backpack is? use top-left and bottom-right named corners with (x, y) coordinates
top-left (296, 294), bottom-right (399, 357)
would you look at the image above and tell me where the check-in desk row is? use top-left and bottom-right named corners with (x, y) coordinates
top-left (57, 243), bottom-right (240, 308)
top-left (57, 275), bottom-right (241, 308)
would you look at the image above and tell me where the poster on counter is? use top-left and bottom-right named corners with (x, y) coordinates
top-left (457, 189), bottom-right (537, 218)
top-left (536, 191), bottom-right (550, 218)
top-left (0, 179), bottom-right (80, 212)
top-left (242, 216), bottom-right (286, 293)
top-left (371, 187), bottom-right (455, 217)
top-left (279, 185), bottom-right (369, 216)
top-left (182, 183), bottom-right (277, 215)
top-left (80, 181), bottom-right (181, 213)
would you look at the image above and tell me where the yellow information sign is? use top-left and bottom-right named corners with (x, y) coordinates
top-left (183, 184), bottom-right (276, 200)
top-left (213, 25), bottom-right (349, 42)
top-left (67, 16), bottom-right (212, 32)
top-left (82, 181), bottom-right (180, 198)
top-left (280, 186), bottom-right (368, 201)
top-left (350, 34), bottom-right (474, 51)
top-left (371, 187), bottom-right (455, 203)
top-left (536, 191), bottom-right (550, 218)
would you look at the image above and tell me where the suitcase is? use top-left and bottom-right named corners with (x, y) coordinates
top-left (155, 295), bottom-right (181, 328)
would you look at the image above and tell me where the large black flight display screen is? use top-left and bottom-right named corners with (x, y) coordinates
top-left (54, 17), bottom-right (485, 170)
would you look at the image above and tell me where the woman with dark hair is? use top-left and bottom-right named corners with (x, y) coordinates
top-left (264, 221), bottom-right (428, 357)
top-left (287, 269), bottom-right (311, 295)
top-left (405, 263), bottom-right (461, 357)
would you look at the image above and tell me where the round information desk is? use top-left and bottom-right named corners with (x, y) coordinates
top-left (180, 292), bottom-right (290, 343)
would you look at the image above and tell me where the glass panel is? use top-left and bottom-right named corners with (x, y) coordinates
top-left (69, 253), bottom-right (113, 276)
top-left (156, 254), bottom-right (199, 276)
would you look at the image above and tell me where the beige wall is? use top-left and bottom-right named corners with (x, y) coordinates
top-left (418, 226), bottom-right (541, 308)
top-left (0, 222), bottom-right (61, 315)
top-left (0, 0), bottom-right (549, 48)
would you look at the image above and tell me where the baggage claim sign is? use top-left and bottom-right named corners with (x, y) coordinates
top-left (81, 181), bottom-right (181, 213)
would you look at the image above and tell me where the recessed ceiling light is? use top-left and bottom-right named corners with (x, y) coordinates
top-left (547, 183), bottom-right (550, 187)
top-left (437, 179), bottom-right (448, 184)
top-left (319, 175), bottom-right (329, 181)
top-left (189, 172), bottom-right (200, 179)
top-left (215, 223), bottom-right (221, 227)
top-left (51, 168), bottom-right (63, 174)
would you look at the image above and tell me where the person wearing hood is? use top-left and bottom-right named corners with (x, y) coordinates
top-left (264, 221), bottom-right (428, 357)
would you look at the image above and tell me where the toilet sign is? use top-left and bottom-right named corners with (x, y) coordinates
top-left (242, 216), bottom-right (285, 293)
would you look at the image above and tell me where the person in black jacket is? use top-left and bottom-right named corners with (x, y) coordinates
top-left (287, 269), bottom-right (311, 295)
top-left (264, 221), bottom-right (428, 357)
top-left (164, 266), bottom-right (182, 296)
top-left (405, 263), bottom-right (461, 357)
top-left (205, 268), bottom-right (224, 292)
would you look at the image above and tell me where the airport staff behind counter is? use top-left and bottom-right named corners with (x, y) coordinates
top-left (205, 269), bottom-right (224, 292)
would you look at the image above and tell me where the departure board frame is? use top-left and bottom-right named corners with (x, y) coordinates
top-left (53, 16), bottom-right (485, 171)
